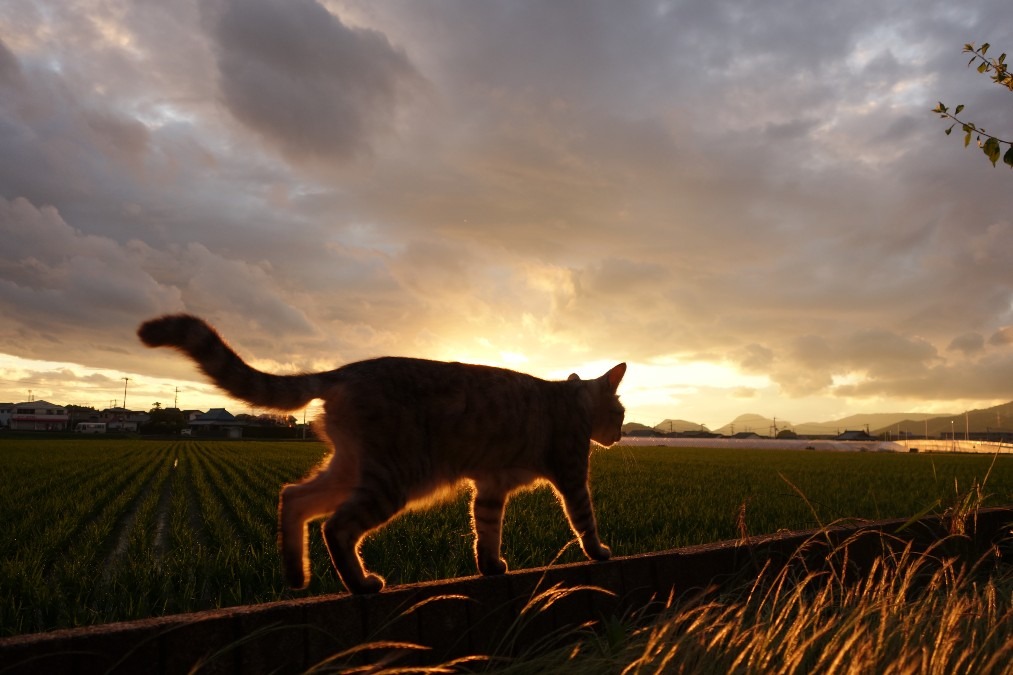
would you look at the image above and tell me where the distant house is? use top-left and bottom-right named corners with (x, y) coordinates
top-left (0, 403), bottom-right (13, 428)
top-left (835, 430), bottom-right (877, 441)
top-left (730, 431), bottom-right (764, 439)
top-left (99, 407), bottom-right (149, 432)
top-left (10, 400), bottom-right (70, 431)
top-left (189, 408), bottom-right (245, 439)
top-left (677, 429), bottom-right (721, 439)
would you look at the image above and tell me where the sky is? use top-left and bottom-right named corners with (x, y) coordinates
top-left (1, 0), bottom-right (1012, 430)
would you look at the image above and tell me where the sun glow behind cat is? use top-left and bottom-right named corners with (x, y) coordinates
top-left (1, 348), bottom-right (942, 433)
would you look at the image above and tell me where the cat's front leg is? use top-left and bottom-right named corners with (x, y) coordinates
top-left (556, 480), bottom-right (611, 562)
top-left (471, 480), bottom-right (508, 575)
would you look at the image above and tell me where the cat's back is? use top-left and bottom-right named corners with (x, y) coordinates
top-left (335, 357), bottom-right (547, 401)
top-left (329, 357), bottom-right (568, 442)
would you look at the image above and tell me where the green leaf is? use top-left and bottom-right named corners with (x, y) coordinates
top-left (964, 130), bottom-right (973, 147)
top-left (955, 104), bottom-right (964, 114)
top-left (978, 62), bottom-right (989, 73)
top-left (1004, 146), bottom-right (1013, 169)
top-left (983, 137), bottom-right (1001, 166)
top-left (981, 43), bottom-right (990, 55)
top-left (945, 124), bottom-right (954, 136)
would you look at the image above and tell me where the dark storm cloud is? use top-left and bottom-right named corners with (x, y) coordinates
top-left (207, 0), bottom-right (420, 163)
top-left (2, 0), bottom-right (1013, 420)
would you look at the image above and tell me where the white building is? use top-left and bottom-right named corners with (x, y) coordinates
top-left (10, 400), bottom-right (70, 431)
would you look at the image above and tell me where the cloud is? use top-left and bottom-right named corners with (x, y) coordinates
top-left (0, 196), bottom-right (317, 371)
top-left (0, 197), bottom-right (181, 332)
top-left (2, 1), bottom-right (1013, 423)
top-left (207, 0), bottom-right (420, 163)
top-left (989, 327), bottom-right (1013, 346)
top-left (0, 37), bottom-right (23, 86)
top-left (736, 344), bottom-right (775, 373)
top-left (948, 332), bottom-right (986, 355)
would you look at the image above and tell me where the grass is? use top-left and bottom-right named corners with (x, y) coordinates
top-left (2, 438), bottom-right (1013, 639)
top-left (452, 541), bottom-right (1013, 674)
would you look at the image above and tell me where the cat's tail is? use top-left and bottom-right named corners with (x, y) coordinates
top-left (138, 314), bottom-right (331, 411)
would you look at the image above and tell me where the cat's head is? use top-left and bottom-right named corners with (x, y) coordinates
top-left (570, 363), bottom-right (626, 446)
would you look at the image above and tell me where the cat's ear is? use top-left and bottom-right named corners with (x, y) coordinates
top-left (567, 373), bottom-right (580, 381)
top-left (605, 363), bottom-right (626, 391)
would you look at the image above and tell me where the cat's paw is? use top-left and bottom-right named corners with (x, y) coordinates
top-left (587, 543), bottom-right (612, 562)
top-left (478, 556), bottom-right (508, 575)
top-left (348, 573), bottom-right (385, 594)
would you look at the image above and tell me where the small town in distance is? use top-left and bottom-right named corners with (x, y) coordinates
top-left (0, 399), bottom-right (299, 440)
top-left (2, 398), bottom-right (1012, 445)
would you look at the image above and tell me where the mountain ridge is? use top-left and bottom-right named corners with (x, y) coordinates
top-left (624, 400), bottom-right (1013, 437)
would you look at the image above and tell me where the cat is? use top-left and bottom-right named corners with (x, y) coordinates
top-left (138, 314), bottom-right (626, 594)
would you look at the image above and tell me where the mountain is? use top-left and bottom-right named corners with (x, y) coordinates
top-left (654, 418), bottom-right (708, 433)
top-left (622, 419), bottom-right (709, 435)
top-left (635, 400), bottom-right (1013, 439)
top-left (871, 401), bottom-right (1013, 437)
top-left (712, 411), bottom-right (965, 438)
top-left (621, 422), bottom-right (655, 434)
top-left (794, 412), bottom-right (945, 437)
top-left (712, 414), bottom-right (783, 437)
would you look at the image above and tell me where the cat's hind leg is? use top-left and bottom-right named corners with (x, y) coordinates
top-left (471, 478), bottom-right (509, 575)
top-left (321, 484), bottom-right (405, 594)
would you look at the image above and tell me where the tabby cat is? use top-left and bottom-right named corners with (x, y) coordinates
top-left (138, 314), bottom-right (626, 594)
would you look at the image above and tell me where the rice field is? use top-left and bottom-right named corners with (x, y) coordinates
top-left (2, 438), bottom-right (1012, 638)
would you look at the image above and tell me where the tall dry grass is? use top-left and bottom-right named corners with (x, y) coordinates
top-left (298, 529), bottom-right (1013, 674)
top-left (613, 538), bottom-right (1013, 675)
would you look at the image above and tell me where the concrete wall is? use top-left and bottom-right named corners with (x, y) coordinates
top-left (3, 507), bottom-right (1011, 674)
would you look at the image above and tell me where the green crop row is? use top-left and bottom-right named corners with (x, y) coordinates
top-left (1, 439), bottom-right (1012, 636)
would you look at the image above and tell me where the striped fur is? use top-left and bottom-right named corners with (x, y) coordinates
top-left (138, 314), bottom-right (626, 594)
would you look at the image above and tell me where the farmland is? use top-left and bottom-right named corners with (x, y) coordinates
top-left (2, 438), bottom-right (1013, 637)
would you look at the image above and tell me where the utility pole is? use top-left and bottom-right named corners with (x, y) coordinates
top-left (174, 386), bottom-right (180, 410)
top-left (965, 411), bottom-right (969, 441)
top-left (122, 377), bottom-right (131, 411)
